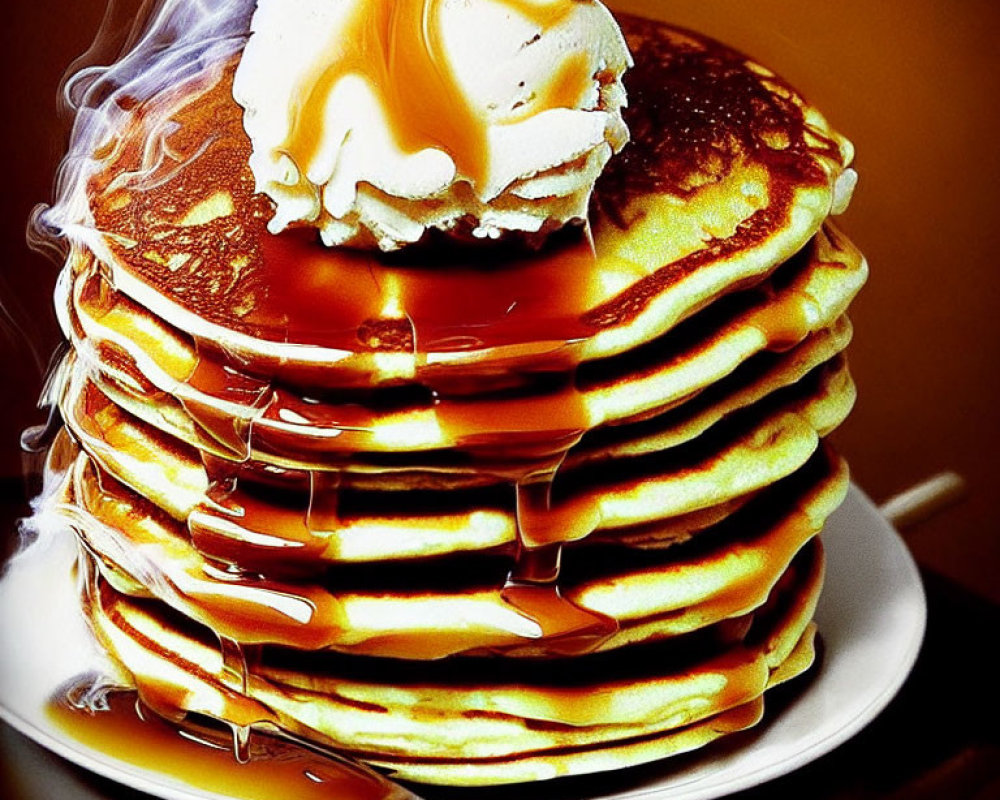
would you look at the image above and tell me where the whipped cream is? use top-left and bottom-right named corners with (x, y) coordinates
top-left (234, 0), bottom-right (631, 251)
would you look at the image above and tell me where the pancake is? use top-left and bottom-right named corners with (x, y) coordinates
top-left (83, 538), bottom-right (823, 785)
top-left (58, 351), bottom-right (853, 564)
top-left (53, 439), bottom-right (845, 659)
top-left (36, 7), bottom-right (868, 788)
top-left (58, 223), bottom-right (864, 470)
top-left (78, 15), bottom-right (855, 387)
top-left (70, 317), bottom-right (854, 485)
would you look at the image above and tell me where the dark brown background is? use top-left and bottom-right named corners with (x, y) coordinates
top-left (2, 0), bottom-right (998, 609)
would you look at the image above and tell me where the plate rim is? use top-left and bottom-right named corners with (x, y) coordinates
top-left (600, 485), bottom-right (927, 800)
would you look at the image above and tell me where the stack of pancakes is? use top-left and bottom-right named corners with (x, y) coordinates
top-left (43, 14), bottom-right (866, 786)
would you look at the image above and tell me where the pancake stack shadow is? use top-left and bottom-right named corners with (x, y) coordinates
top-left (40, 15), bottom-right (867, 787)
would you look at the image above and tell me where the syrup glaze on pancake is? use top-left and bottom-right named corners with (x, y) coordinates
top-left (57, 400), bottom-right (846, 659)
top-left (85, 14), bottom-right (851, 369)
top-left (59, 345), bottom-right (853, 568)
top-left (80, 536), bottom-right (823, 785)
top-left (60, 226), bottom-right (863, 473)
top-left (63, 272), bottom-right (855, 488)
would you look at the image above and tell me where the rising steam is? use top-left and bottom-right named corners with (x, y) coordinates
top-left (3, 0), bottom-right (259, 707)
top-left (37, 0), bottom-right (256, 249)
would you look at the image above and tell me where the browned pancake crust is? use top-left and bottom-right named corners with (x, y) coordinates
top-left (88, 15), bottom-right (846, 349)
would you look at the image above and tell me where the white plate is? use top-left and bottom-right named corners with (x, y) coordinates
top-left (0, 485), bottom-right (926, 800)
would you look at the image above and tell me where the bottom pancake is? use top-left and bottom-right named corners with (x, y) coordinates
top-left (83, 539), bottom-right (822, 786)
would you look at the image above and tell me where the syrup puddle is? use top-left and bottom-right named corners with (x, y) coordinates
top-left (47, 687), bottom-right (417, 800)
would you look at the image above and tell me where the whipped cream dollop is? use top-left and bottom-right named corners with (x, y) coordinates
top-left (233, 0), bottom-right (631, 251)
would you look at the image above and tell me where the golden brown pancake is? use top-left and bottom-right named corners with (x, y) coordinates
top-left (57, 441), bottom-right (845, 659)
top-left (82, 537), bottom-right (823, 785)
top-left (79, 15), bottom-right (855, 385)
top-left (58, 224), bottom-right (863, 474)
top-left (57, 352), bottom-right (854, 568)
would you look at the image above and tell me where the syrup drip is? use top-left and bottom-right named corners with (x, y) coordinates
top-left (748, 287), bottom-right (821, 352)
top-left (179, 340), bottom-right (275, 460)
top-left (188, 461), bottom-right (247, 567)
top-left (188, 477), bottom-right (329, 570)
top-left (218, 635), bottom-right (260, 763)
top-left (289, 0), bottom-right (588, 191)
top-left (85, 453), bottom-right (625, 659)
top-left (70, 234), bottom-right (833, 660)
top-left (78, 458), bottom-right (340, 652)
top-left (191, 455), bottom-right (263, 573)
top-left (306, 470), bottom-right (343, 536)
top-left (500, 455), bottom-right (618, 656)
top-left (181, 229), bottom-right (633, 663)
top-left (47, 689), bottom-right (412, 800)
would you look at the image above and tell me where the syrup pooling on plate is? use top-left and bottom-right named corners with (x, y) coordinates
top-left (48, 683), bottom-right (411, 800)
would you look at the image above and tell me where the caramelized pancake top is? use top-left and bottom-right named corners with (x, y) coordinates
top-left (598, 21), bottom-right (838, 212)
top-left (85, 14), bottom-right (851, 372)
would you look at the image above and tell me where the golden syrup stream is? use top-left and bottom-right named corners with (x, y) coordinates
top-left (178, 339), bottom-right (274, 460)
top-left (217, 635), bottom-right (258, 763)
top-left (748, 287), bottom-right (820, 353)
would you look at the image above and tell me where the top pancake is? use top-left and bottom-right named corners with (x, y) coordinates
top-left (79, 14), bottom-right (854, 386)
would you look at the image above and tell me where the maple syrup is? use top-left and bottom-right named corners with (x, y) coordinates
top-left (47, 688), bottom-right (412, 800)
top-left (178, 342), bottom-right (274, 460)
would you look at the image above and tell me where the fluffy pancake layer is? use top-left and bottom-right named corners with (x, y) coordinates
top-left (83, 538), bottom-right (823, 785)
